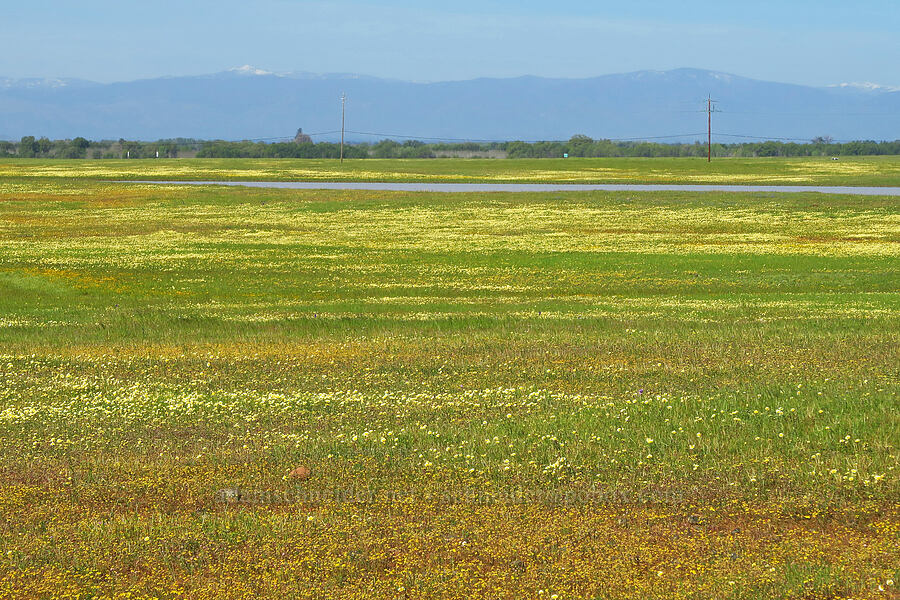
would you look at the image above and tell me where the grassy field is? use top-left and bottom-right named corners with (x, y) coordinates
top-left (0, 172), bottom-right (898, 598)
top-left (1, 155), bottom-right (900, 185)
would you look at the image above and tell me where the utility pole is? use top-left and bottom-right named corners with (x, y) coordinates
top-left (706, 96), bottom-right (721, 162)
top-left (340, 93), bottom-right (346, 164)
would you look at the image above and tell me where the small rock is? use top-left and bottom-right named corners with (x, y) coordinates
top-left (687, 514), bottom-right (702, 525)
top-left (217, 488), bottom-right (242, 503)
top-left (288, 466), bottom-right (312, 481)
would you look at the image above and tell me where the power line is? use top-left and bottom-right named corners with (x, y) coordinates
top-left (217, 130), bottom-right (881, 146)
top-left (717, 110), bottom-right (898, 117)
top-left (219, 131), bottom-right (343, 143)
top-left (715, 133), bottom-right (814, 142)
top-left (346, 130), bottom-right (707, 143)
top-left (347, 131), bottom-right (518, 143)
top-left (200, 95), bottom-right (893, 148)
top-left (609, 133), bottom-right (709, 141)
top-left (713, 132), bottom-right (862, 143)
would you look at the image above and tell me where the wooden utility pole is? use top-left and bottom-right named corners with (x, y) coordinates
top-left (340, 93), bottom-right (346, 164)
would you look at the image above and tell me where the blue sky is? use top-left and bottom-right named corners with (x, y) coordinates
top-left (3, 0), bottom-right (898, 86)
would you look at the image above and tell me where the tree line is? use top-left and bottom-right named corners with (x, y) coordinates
top-left (503, 135), bottom-right (900, 158)
top-left (2, 135), bottom-right (899, 159)
top-left (0, 137), bottom-right (195, 159)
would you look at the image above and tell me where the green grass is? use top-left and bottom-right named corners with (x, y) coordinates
top-left (2, 154), bottom-right (900, 185)
top-left (1, 182), bottom-right (897, 495)
top-left (0, 178), bottom-right (897, 599)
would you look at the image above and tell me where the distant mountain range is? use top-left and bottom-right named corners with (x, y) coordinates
top-left (1, 67), bottom-right (898, 142)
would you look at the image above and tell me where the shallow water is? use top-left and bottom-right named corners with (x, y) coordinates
top-left (129, 181), bottom-right (900, 196)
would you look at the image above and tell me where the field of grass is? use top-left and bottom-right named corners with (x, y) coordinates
top-left (0, 174), bottom-right (898, 598)
top-left (2, 155), bottom-right (900, 186)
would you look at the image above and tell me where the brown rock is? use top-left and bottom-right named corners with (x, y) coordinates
top-left (288, 466), bottom-right (311, 481)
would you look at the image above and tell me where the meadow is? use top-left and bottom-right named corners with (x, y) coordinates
top-left (1, 155), bottom-right (900, 186)
top-left (0, 165), bottom-right (898, 599)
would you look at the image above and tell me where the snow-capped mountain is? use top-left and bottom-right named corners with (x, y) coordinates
top-left (1, 67), bottom-right (897, 141)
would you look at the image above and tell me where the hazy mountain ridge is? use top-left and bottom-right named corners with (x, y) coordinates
top-left (1, 68), bottom-right (898, 141)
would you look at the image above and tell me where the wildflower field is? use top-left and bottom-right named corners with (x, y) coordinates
top-left (1, 155), bottom-right (899, 185)
top-left (0, 166), bottom-right (898, 599)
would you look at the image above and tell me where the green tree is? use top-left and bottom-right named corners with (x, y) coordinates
top-left (19, 136), bottom-right (36, 158)
top-left (36, 137), bottom-right (52, 156)
top-left (372, 140), bottom-right (402, 158)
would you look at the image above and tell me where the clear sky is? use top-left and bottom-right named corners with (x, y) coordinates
top-left (3, 0), bottom-right (898, 86)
